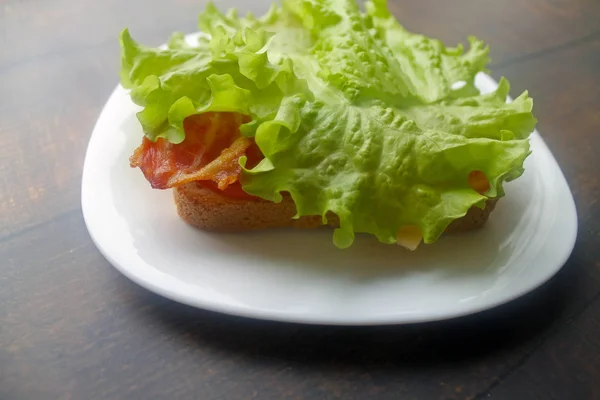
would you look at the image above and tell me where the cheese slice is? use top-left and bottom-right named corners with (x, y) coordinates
top-left (396, 225), bottom-right (423, 251)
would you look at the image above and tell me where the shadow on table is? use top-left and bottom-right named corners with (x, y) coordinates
top-left (119, 257), bottom-right (576, 369)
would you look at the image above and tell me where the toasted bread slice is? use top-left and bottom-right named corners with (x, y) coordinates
top-left (173, 182), bottom-right (497, 237)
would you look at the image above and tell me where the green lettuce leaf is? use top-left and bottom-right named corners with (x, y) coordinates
top-left (119, 0), bottom-right (537, 248)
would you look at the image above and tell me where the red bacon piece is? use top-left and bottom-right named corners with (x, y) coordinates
top-left (130, 112), bottom-right (262, 199)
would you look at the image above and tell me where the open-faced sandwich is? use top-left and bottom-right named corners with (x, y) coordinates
top-left (119, 0), bottom-right (537, 250)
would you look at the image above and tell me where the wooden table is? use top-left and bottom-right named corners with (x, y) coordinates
top-left (2, 0), bottom-right (599, 399)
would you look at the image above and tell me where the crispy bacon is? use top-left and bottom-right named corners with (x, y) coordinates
top-left (130, 112), bottom-right (263, 196)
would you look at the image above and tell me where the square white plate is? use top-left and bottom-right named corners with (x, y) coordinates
top-left (82, 72), bottom-right (577, 325)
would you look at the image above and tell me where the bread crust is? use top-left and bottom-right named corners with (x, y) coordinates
top-left (173, 182), bottom-right (497, 237)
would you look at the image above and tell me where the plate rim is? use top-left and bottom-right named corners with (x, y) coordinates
top-left (81, 73), bottom-right (578, 326)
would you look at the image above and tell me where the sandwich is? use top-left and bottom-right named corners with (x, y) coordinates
top-left (119, 0), bottom-right (536, 250)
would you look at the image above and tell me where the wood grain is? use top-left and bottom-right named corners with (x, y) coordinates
top-left (1, 0), bottom-right (600, 399)
top-left (484, 297), bottom-right (600, 399)
top-left (0, 48), bottom-right (114, 237)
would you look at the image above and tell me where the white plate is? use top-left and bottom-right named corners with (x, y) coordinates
top-left (81, 71), bottom-right (577, 325)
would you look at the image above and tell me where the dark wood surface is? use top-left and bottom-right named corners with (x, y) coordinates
top-left (2, 0), bottom-right (599, 399)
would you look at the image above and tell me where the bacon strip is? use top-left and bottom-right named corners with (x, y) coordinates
top-left (171, 135), bottom-right (253, 189)
top-left (130, 112), bottom-right (261, 191)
